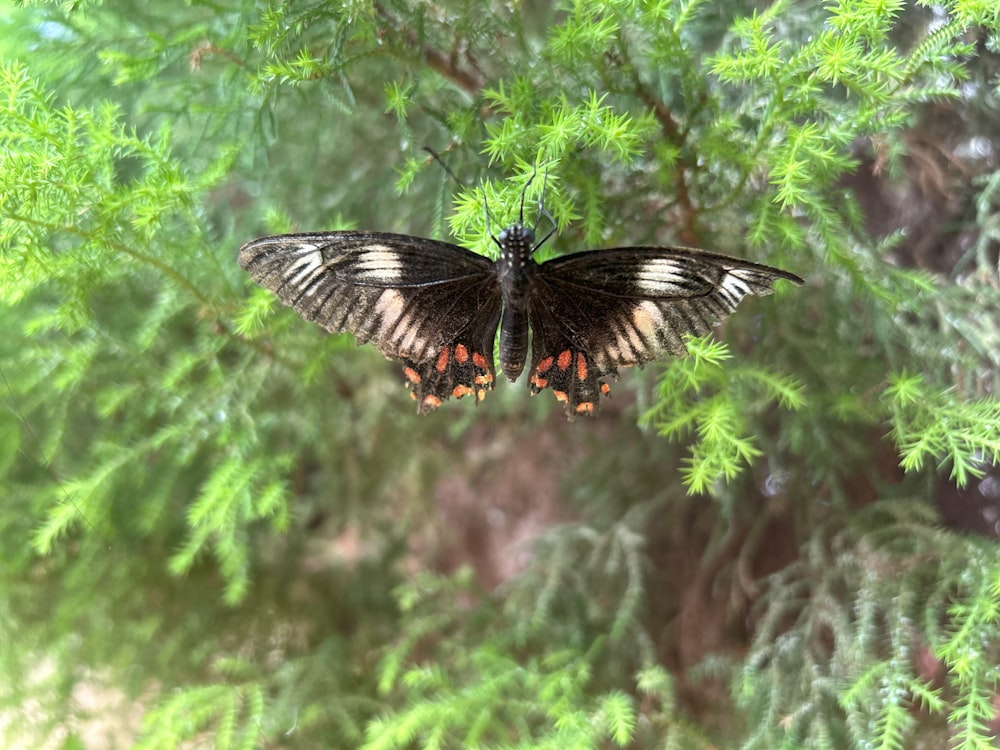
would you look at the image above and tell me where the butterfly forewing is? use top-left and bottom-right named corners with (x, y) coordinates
top-left (239, 232), bottom-right (502, 412)
top-left (527, 247), bottom-right (803, 417)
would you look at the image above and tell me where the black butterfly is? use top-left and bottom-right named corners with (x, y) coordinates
top-left (238, 180), bottom-right (802, 419)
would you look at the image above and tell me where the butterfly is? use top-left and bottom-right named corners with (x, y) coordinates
top-left (238, 176), bottom-right (803, 419)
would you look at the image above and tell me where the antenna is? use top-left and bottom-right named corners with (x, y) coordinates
top-left (530, 163), bottom-right (557, 252)
top-left (422, 146), bottom-right (463, 188)
top-left (423, 146), bottom-right (500, 249)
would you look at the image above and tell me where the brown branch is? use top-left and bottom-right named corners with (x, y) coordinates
top-left (604, 38), bottom-right (703, 244)
top-left (627, 69), bottom-right (701, 245)
top-left (420, 38), bottom-right (483, 94)
top-left (373, 2), bottom-right (484, 96)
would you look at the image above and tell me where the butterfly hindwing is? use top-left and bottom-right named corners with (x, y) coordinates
top-left (398, 317), bottom-right (500, 413)
top-left (526, 298), bottom-right (609, 418)
top-left (238, 232), bottom-right (502, 411)
top-left (528, 246), bottom-right (803, 417)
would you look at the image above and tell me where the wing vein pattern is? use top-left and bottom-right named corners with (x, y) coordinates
top-left (526, 246), bottom-right (802, 416)
top-left (239, 232), bottom-right (502, 412)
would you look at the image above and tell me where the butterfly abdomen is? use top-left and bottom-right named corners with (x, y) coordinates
top-left (499, 305), bottom-right (530, 382)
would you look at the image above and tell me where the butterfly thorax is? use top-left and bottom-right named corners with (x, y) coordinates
top-left (495, 223), bottom-right (537, 383)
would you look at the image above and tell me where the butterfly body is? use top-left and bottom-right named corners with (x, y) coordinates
top-left (239, 218), bottom-right (802, 419)
top-left (496, 222), bottom-right (539, 383)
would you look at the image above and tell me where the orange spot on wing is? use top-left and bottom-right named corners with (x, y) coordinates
top-left (557, 350), bottom-right (572, 371)
top-left (409, 391), bottom-right (417, 401)
top-left (472, 352), bottom-right (489, 369)
top-left (553, 390), bottom-right (568, 403)
top-left (454, 344), bottom-right (469, 364)
top-left (530, 376), bottom-right (548, 389)
top-left (435, 348), bottom-right (450, 373)
top-left (403, 366), bottom-right (421, 384)
top-left (576, 402), bottom-right (595, 415)
top-left (422, 394), bottom-right (443, 409)
top-left (576, 352), bottom-right (587, 380)
top-left (452, 385), bottom-right (474, 399)
top-left (600, 382), bottom-right (611, 396)
top-left (476, 389), bottom-right (486, 401)
top-left (536, 356), bottom-right (554, 373)
top-left (475, 373), bottom-right (494, 386)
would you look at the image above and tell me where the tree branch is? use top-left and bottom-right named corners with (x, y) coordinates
top-left (373, 3), bottom-right (484, 96)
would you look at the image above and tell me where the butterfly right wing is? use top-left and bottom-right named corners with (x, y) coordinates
top-left (238, 232), bottom-right (502, 412)
top-left (528, 246), bottom-right (803, 418)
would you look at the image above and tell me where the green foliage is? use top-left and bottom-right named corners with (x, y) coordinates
top-left (886, 372), bottom-right (1000, 486)
top-left (3, 0), bottom-right (1000, 748)
top-left (740, 499), bottom-right (999, 749)
top-left (367, 634), bottom-right (636, 749)
top-left (641, 335), bottom-right (806, 493)
top-left (0, 60), bottom-right (290, 607)
top-left (368, 549), bottom-right (706, 749)
top-left (136, 676), bottom-right (266, 750)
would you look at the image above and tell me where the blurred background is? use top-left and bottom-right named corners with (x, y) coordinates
top-left (2, 0), bottom-right (1000, 747)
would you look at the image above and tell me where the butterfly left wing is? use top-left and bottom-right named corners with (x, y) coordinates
top-left (528, 246), bottom-right (803, 418)
top-left (239, 231), bottom-right (502, 413)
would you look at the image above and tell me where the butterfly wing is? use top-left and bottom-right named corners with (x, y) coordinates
top-left (239, 232), bottom-right (502, 412)
top-left (528, 246), bottom-right (803, 418)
